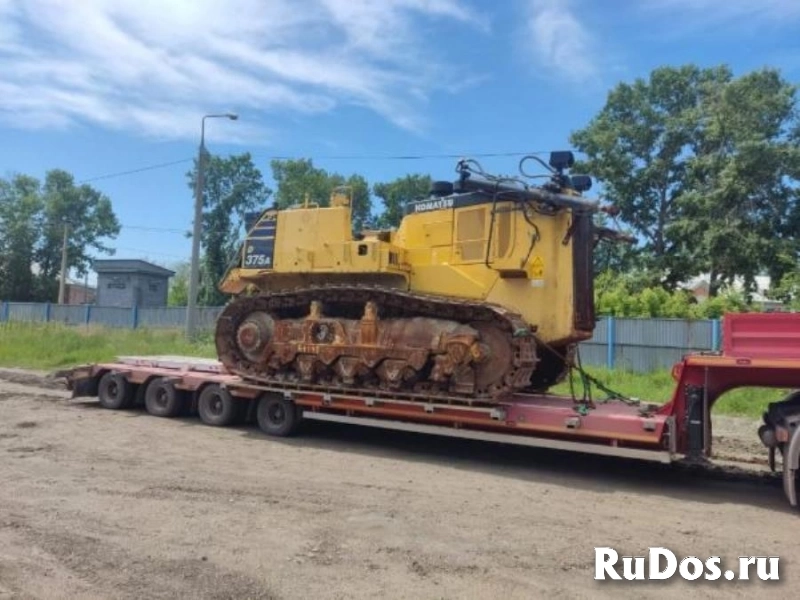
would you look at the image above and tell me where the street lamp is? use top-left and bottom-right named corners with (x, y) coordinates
top-left (186, 112), bottom-right (238, 338)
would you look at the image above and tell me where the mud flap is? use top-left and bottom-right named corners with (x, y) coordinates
top-left (72, 375), bottom-right (100, 398)
top-left (783, 425), bottom-right (800, 507)
top-left (686, 385), bottom-right (707, 461)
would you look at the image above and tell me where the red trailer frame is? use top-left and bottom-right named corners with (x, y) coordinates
top-left (58, 313), bottom-right (800, 509)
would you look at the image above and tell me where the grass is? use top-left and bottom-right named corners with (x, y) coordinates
top-left (0, 322), bottom-right (215, 370)
top-left (0, 322), bottom-right (784, 419)
top-left (552, 367), bottom-right (783, 419)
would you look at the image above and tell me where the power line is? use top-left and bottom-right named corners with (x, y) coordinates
top-left (114, 246), bottom-right (188, 260)
top-left (78, 158), bottom-right (193, 184)
top-left (76, 150), bottom-right (563, 184)
top-left (123, 224), bottom-right (187, 234)
top-left (252, 150), bottom-right (556, 161)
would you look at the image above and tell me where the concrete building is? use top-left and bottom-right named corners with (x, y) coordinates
top-left (94, 260), bottom-right (174, 308)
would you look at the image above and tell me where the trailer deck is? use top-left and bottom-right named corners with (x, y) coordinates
top-left (65, 355), bottom-right (673, 463)
top-left (58, 312), bottom-right (800, 510)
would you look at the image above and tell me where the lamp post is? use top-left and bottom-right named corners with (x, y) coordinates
top-left (186, 112), bottom-right (238, 338)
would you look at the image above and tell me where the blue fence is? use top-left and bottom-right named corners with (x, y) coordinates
top-left (578, 316), bottom-right (720, 373)
top-left (0, 302), bottom-right (224, 331)
top-left (0, 301), bottom-right (721, 373)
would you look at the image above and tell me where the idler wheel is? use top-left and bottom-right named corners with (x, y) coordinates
top-left (236, 311), bottom-right (274, 361)
top-left (470, 321), bottom-right (513, 392)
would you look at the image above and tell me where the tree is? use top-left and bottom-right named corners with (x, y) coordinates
top-left (570, 64), bottom-right (800, 293)
top-left (0, 169), bottom-right (121, 302)
top-left (372, 174), bottom-right (431, 228)
top-left (677, 68), bottom-right (800, 295)
top-left (270, 159), bottom-right (372, 232)
top-left (187, 152), bottom-right (270, 306)
top-left (35, 170), bottom-right (121, 301)
top-left (168, 261), bottom-right (190, 306)
top-left (0, 175), bottom-right (43, 301)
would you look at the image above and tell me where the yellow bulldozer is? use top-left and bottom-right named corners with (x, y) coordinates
top-left (215, 152), bottom-right (626, 402)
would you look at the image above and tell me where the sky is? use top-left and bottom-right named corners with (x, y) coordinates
top-left (1, 0), bottom-right (799, 284)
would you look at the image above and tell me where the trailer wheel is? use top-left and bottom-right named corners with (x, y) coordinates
top-left (256, 393), bottom-right (299, 437)
top-left (197, 384), bottom-right (238, 427)
top-left (97, 372), bottom-right (133, 410)
top-left (144, 378), bottom-right (183, 418)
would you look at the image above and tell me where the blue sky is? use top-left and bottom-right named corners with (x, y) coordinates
top-left (1, 0), bottom-right (799, 283)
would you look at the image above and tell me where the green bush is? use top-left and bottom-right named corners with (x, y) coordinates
top-left (594, 271), bottom-right (756, 319)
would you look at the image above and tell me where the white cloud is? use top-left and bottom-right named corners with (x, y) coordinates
top-left (524, 0), bottom-right (598, 84)
top-left (0, 0), bottom-right (486, 142)
top-left (642, 0), bottom-right (800, 24)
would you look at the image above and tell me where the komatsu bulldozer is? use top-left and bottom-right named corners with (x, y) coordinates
top-left (215, 152), bottom-right (624, 402)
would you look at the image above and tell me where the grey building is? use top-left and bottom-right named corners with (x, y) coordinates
top-left (94, 260), bottom-right (175, 308)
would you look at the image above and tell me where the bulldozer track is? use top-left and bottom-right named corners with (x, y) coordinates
top-left (215, 285), bottom-right (538, 403)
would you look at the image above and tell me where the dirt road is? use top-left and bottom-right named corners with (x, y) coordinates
top-left (0, 368), bottom-right (798, 599)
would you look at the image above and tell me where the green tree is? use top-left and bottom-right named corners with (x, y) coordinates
top-left (34, 170), bottom-right (120, 301)
top-left (571, 64), bottom-right (800, 293)
top-left (592, 213), bottom-right (638, 275)
top-left (372, 174), bottom-right (431, 228)
top-left (168, 261), bottom-right (190, 306)
top-left (188, 152), bottom-right (270, 305)
top-left (677, 68), bottom-right (800, 295)
top-left (0, 175), bottom-right (43, 301)
top-left (270, 158), bottom-right (372, 232)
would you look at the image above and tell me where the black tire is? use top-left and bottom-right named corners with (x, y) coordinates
top-left (197, 384), bottom-right (238, 427)
top-left (256, 393), bottom-right (300, 437)
top-left (144, 378), bottom-right (183, 418)
top-left (97, 372), bottom-right (133, 410)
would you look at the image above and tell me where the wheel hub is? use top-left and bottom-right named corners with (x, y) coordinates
top-left (236, 312), bottom-right (274, 360)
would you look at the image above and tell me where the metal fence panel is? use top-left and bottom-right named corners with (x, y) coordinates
top-left (138, 307), bottom-right (187, 328)
top-left (616, 318), bottom-right (712, 349)
top-left (89, 306), bottom-right (134, 328)
top-left (50, 305), bottom-right (88, 326)
top-left (577, 342), bottom-right (607, 368)
top-left (136, 307), bottom-right (224, 330)
top-left (590, 318), bottom-right (608, 343)
top-left (195, 307), bottom-right (225, 331)
top-left (7, 302), bottom-right (48, 322)
top-left (614, 346), bottom-right (693, 373)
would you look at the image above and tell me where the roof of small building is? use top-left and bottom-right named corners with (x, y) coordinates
top-left (93, 259), bottom-right (175, 277)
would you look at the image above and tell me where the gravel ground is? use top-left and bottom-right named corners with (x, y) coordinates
top-left (0, 368), bottom-right (798, 599)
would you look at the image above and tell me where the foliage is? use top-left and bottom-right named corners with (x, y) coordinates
top-left (187, 152), bottom-right (270, 306)
top-left (372, 174), bottom-right (432, 228)
top-left (0, 175), bottom-right (43, 301)
top-left (592, 212), bottom-right (639, 275)
top-left (0, 322), bottom-right (213, 369)
top-left (0, 170), bottom-right (120, 302)
top-left (167, 261), bottom-right (190, 307)
top-left (270, 158), bottom-right (372, 231)
top-left (571, 64), bottom-right (800, 293)
top-left (593, 270), bottom-right (752, 318)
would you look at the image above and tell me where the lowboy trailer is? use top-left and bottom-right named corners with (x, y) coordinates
top-left (58, 313), bottom-right (800, 509)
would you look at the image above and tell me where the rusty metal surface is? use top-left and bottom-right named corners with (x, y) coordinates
top-left (215, 285), bottom-right (543, 402)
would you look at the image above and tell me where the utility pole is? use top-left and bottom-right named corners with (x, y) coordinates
top-left (186, 112), bottom-right (238, 338)
top-left (58, 222), bottom-right (69, 305)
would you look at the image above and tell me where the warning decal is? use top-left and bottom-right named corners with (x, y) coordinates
top-left (530, 256), bottom-right (545, 279)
